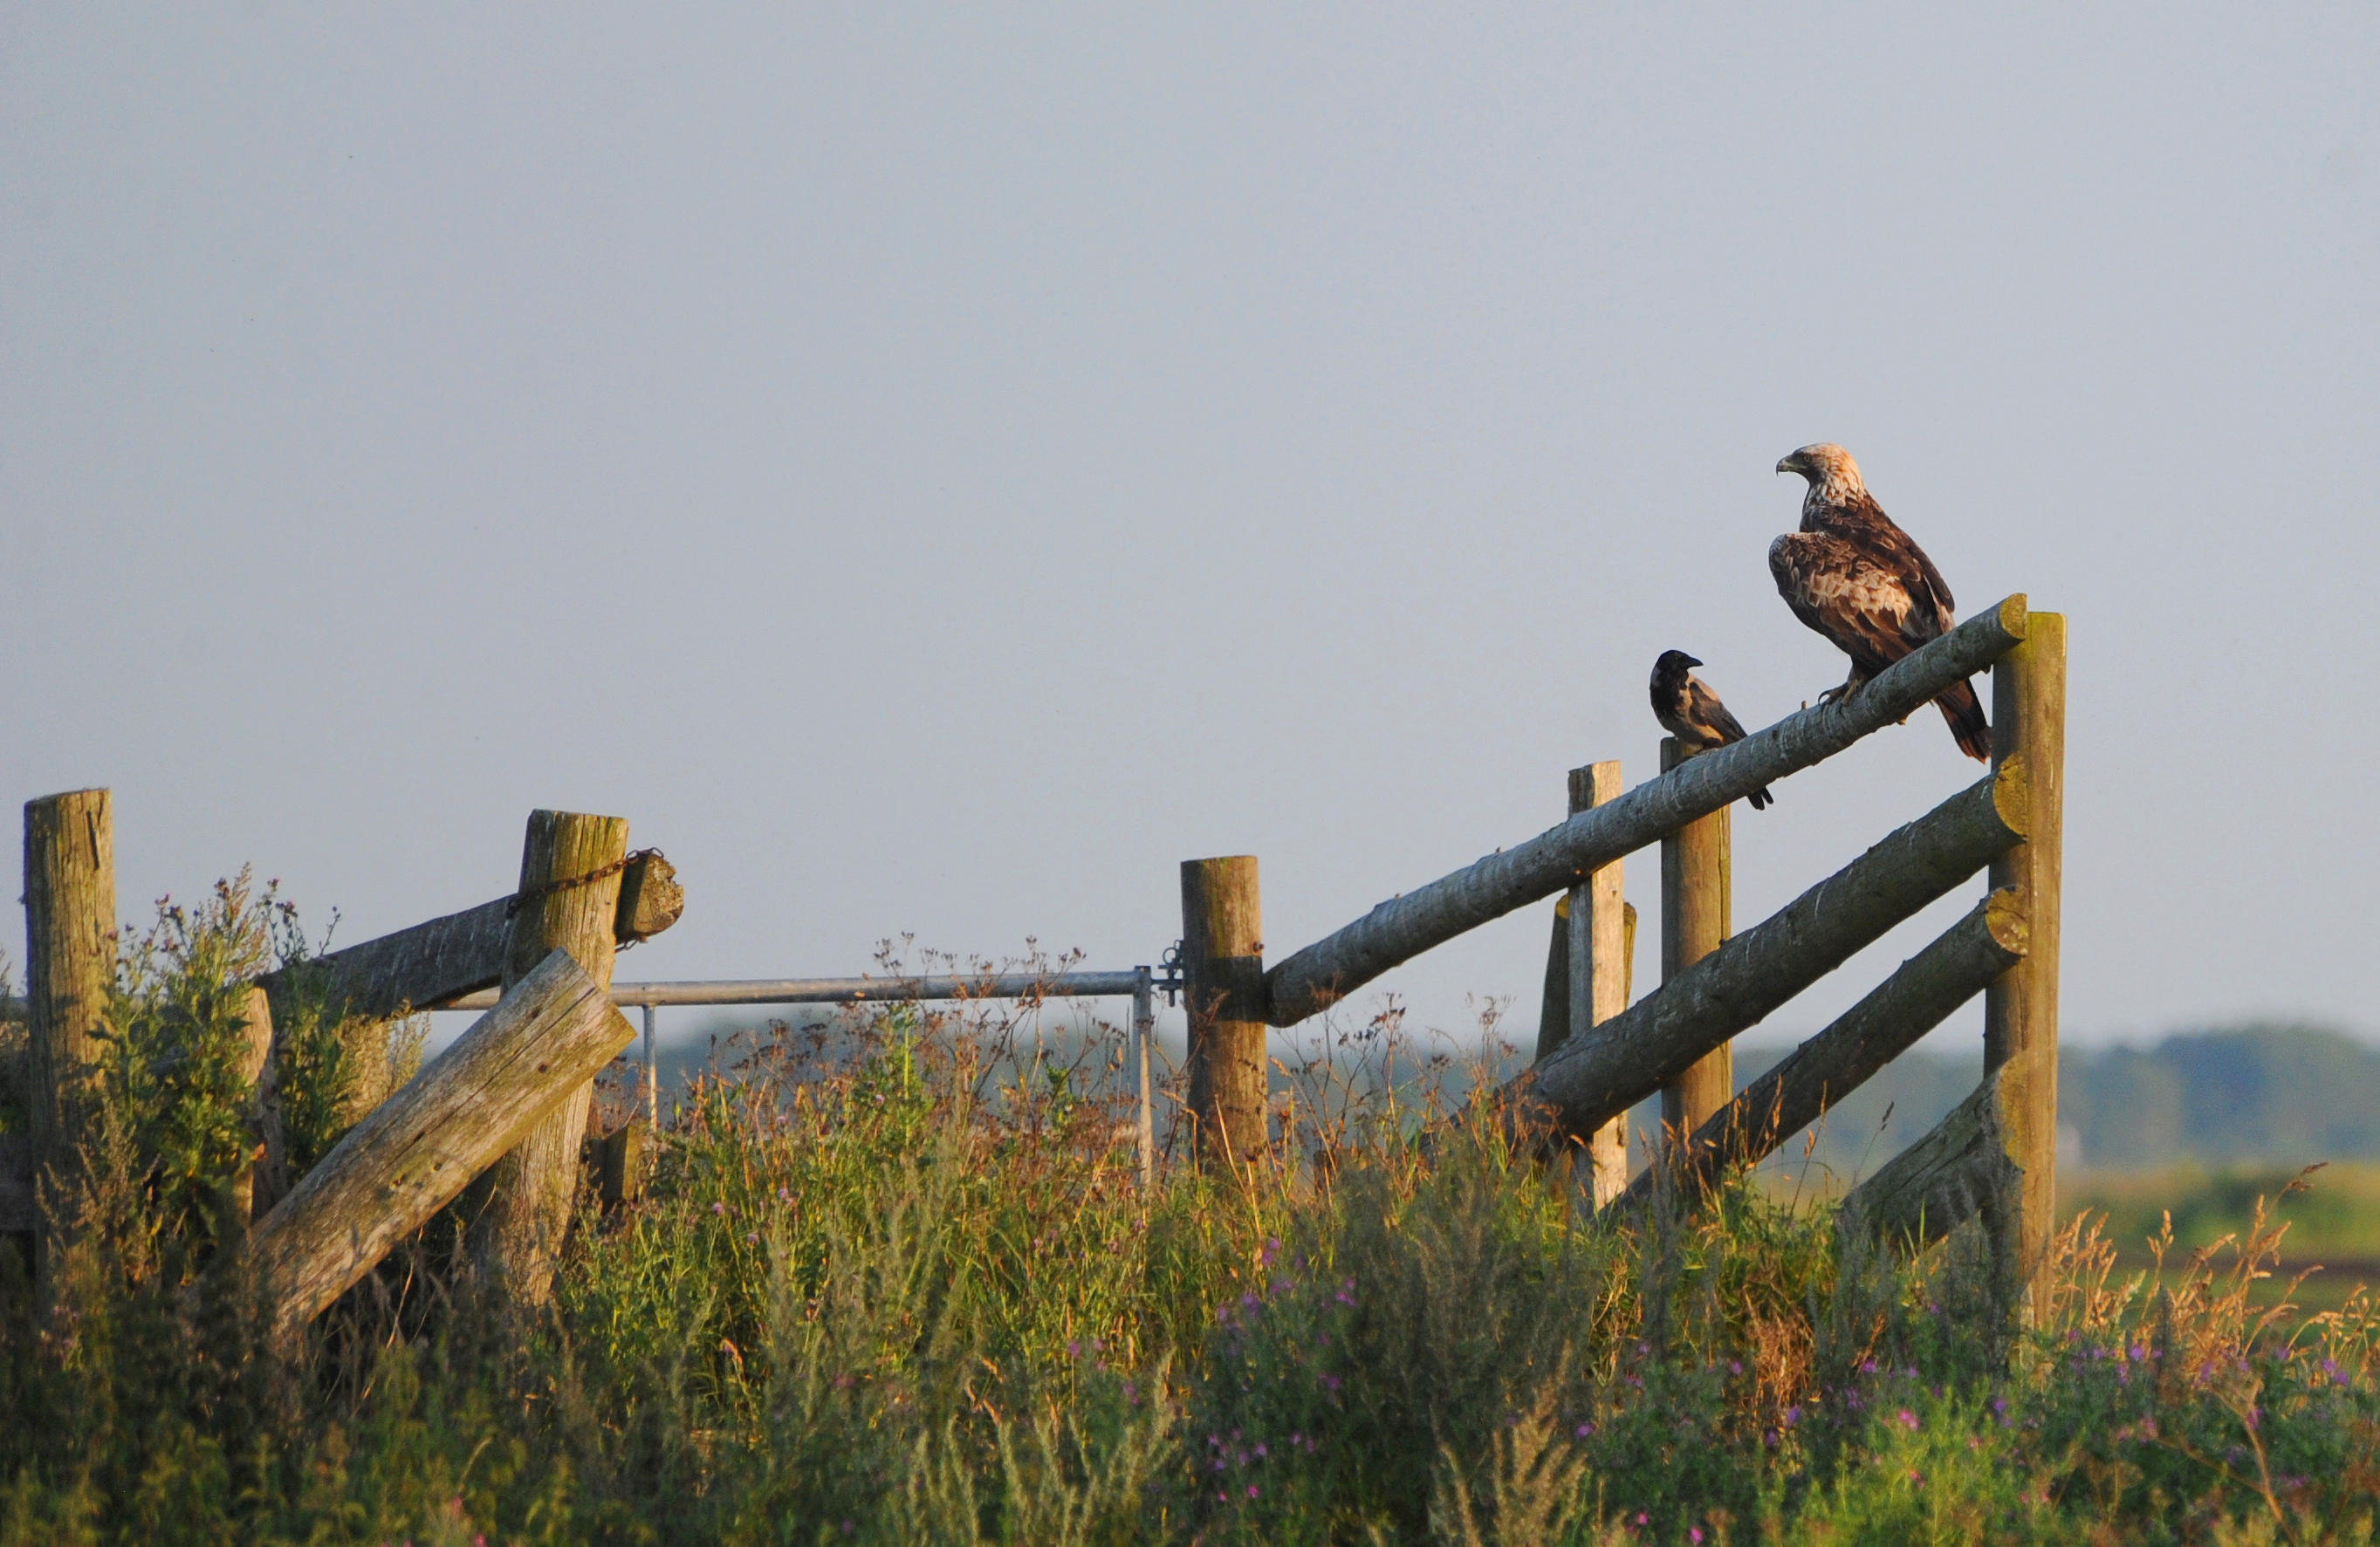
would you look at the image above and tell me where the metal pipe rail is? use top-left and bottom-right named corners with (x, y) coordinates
top-left (431, 968), bottom-right (1165, 1186)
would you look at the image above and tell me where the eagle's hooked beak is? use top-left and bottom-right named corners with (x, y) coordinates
top-left (1774, 455), bottom-right (1797, 476)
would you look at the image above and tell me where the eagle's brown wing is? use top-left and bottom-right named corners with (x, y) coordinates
top-left (1768, 530), bottom-right (1922, 676)
top-left (1813, 500), bottom-right (1957, 640)
top-left (1771, 528), bottom-right (1992, 760)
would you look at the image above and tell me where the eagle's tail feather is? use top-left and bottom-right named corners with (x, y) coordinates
top-left (1936, 680), bottom-right (1992, 762)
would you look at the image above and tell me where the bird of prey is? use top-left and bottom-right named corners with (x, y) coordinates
top-left (1768, 443), bottom-right (1991, 761)
top-left (1650, 650), bottom-right (1773, 810)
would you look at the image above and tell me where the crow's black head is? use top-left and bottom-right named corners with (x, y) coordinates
top-left (1651, 650), bottom-right (1702, 690)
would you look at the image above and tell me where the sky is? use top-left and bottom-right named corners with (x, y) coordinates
top-left (3, 4), bottom-right (2376, 1061)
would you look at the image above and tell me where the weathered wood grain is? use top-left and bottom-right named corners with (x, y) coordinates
top-left (1513, 758), bottom-right (2029, 1146)
top-left (1841, 1064), bottom-right (2024, 1256)
top-left (616, 852), bottom-right (683, 941)
top-left (1265, 597), bottom-right (2027, 1025)
top-left (227, 984), bottom-right (275, 1229)
top-left (250, 948), bottom-right (635, 1334)
top-left (1617, 889), bottom-right (2025, 1212)
top-left (256, 866), bottom-right (678, 1025)
top-left (1984, 613), bottom-right (2065, 1316)
top-left (1534, 896), bottom-right (1635, 1062)
top-left (1658, 737), bottom-right (1732, 1149)
top-left (24, 790), bottom-right (116, 1289)
top-left (471, 811), bottom-right (630, 1304)
top-left (1183, 856), bottom-right (1266, 1168)
top-left (1566, 763), bottom-right (1633, 1204)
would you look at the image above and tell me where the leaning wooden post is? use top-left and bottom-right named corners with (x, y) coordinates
top-left (1566, 763), bottom-right (1630, 1205)
top-left (1658, 738), bottom-right (1732, 1147)
top-left (470, 809), bottom-right (630, 1304)
top-left (253, 948), bottom-right (635, 1336)
top-left (1181, 856), bottom-right (1266, 1171)
top-left (1984, 613), bottom-right (2066, 1318)
top-left (24, 790), bottom-right (116, 1290)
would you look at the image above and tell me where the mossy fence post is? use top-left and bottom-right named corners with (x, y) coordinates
top-left (24, 789), bottom-right (116, 1294)
top-left (1659, 737), bottom-right (1731, 1148)
top-left (1984, 613), bottom-right (2066, 1317)
top-left (469, 809), bottom-right (630, 1304)
top-left (1181, 855), bottom-right (1265, 1171)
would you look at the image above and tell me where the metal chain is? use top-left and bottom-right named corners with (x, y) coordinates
top-left (505, 847), bottom-right (666, 919)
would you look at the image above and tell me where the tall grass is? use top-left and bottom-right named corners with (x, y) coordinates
top-left (3, 885), bottom-right (2377, 1544)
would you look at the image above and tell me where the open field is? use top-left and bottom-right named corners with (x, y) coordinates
top-left (8, 940), bottom-right (2380, 1545)
top-left (8, 886), bottom-right (2380, 1544)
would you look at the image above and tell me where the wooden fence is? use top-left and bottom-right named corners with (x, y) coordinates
top-left (0, 804), bottom-right (1157, 1334)
top-left (3, 807), bottom-right (683, 1322)
top-left (1178, 596), bottom-right (2067, 1312)
top-left (3, 593), bottom-right (2061, 1332)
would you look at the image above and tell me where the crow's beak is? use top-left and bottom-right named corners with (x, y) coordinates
top-left (1685, 655), bottom-right (1703, 669)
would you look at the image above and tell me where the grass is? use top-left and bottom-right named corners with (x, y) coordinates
top-left (2065, 1165), bottom-right (2380, 1316)
top-left (3, 886), bottom-right (2380, 1544)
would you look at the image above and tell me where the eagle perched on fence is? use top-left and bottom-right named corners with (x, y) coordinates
top-left (1768, 443), bottom-right (1991, 761)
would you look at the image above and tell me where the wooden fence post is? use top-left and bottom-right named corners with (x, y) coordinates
top-left (470, 810), bottom-right (630, 1304)
top-left (1984, 613), bottom-right (2066, 1317)
top-left (1181, 856), bottom-right (1266, 1170)
top-left (1659, 738), bottom-right (1732, 1147)
top-left (24, 790), bottom-right (115, 1290)
top-left (227, 984), bottom-right (275, 1228)
top-left (1566, 763), bottom-right (1630, 1205)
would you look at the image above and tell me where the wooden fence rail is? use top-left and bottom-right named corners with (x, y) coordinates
top-left (1262, 597), bottom-right (2027, 1026)
top-left (1515, 757), bottom-right (2027, 1144)
top-left (1615, 889), bottom-right (2026, 1210)
top-left (251, 851), bottom-right (679, 1021)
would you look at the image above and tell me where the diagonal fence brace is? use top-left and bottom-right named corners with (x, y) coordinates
top-left (1512, 756), bottom-right (2030, 1146)
top-left (1615, 888), bottom-right (2027, 1212)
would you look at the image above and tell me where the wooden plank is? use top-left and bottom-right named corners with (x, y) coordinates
top-left (1182, 856), bottom-right (1266, 1169)
top-left (24, 789), bottom-right (115, 1291)
top-left (1567, 763), bottom-right (1632, 1204)
top-left (258, 896), bottom-right (511, 1021)
top-left (250, 948), bottom-right (635, 1334)
top-left (1616, 889), bottom-right (2025, 1212)
top-left (1513, 759), bottom-right (2029, 1146)
top-left (253, 859), bottom-right (681, 1023)
top-left (470, 811), bottom-right (630, 1304)
top-left (1984, 612), bottom-right (2067, 1315)
top-left (1265, 597), bottom-right (2028, 1024)
top-left (1658, 737), bottom-right (1732, 1148)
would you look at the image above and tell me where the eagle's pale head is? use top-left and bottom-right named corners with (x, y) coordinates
top-left (1776, 442), bottom-right (1869, 511)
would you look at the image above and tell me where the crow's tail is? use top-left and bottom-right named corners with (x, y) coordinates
top-left (1937, 679), bottom-right (1992, 762)
top-left (1746, 784), bottom-right (1773, 811)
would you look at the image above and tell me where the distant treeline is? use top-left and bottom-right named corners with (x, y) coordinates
top-left (1700, 1024), bottom-right (2380, 1187)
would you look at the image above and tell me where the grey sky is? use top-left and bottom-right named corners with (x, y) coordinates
top-left (3, 5), bottom-right (2375, 1056)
